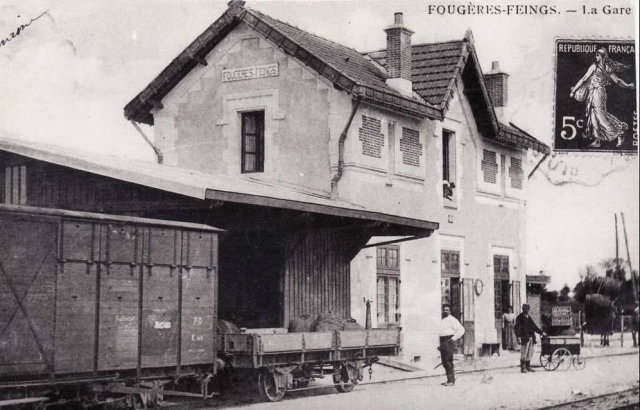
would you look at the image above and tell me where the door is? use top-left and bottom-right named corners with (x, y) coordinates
top-left (0, 214), bottom-right (58, 376)
top-left (56, 220), bottom-right (98, 373)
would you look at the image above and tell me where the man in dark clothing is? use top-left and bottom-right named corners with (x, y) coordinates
top-left (514, 303), bottom-right (546, 373)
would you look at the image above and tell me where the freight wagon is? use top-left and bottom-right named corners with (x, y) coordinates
top-left (0, 205), bottom-right (400, 408)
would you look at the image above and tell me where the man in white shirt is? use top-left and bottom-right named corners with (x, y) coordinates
top-left (439, 304), bottom-right (465, 386)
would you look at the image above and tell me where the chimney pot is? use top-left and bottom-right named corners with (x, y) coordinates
top-left (394, 12), bottom-right (404, 25)
top-left (491, 61), bottom-right (501, 73)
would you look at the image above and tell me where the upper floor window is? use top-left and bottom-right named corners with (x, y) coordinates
top-left (2, 165), bottom-right (27, 205)
top-left (442, 130), bottom-right (456, 200)
top-left (241, 111), bottom-right (264, 173)
top-left (479, 149), bottom-right (524, 199)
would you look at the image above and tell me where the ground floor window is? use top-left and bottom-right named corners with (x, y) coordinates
top-left (377, 276), bottom-right (400, 325)
top-left (377, 245), bottom-right (400, 326)
top-left (493, 254), bottom-right (510, 319)
top-left (494, 279), bottom-right (510, 319)
top-left (441, 250), bottom-right (461, 320)
top-left (441, 277), bottom-right (461, 320)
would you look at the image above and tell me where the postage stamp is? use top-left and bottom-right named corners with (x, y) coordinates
top-left (554, 39), bottom-right (637, 153)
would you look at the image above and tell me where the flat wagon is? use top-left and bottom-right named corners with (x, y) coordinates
top-left (220, 328), bottom-right (400, 401)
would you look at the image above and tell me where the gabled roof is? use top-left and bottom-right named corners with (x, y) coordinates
top-left (124, 2), bottom-right (439, 125)
top-left (0, 137), bottom-right (438, 232)
top-left (124, 2), bottom-right (547, 154)
top-left (368, 40), bottom-right (467, 108)
top-left (366, 33), bottom-right (550, 154)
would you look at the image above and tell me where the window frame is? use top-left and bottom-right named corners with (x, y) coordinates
top-left (493, 254), bottom-right (510, 319)
top-left (441, 249), bottom-right (461, 277)
top-left (241, 111), bottom-right (265, 173)
top-left (376, 245), bottom-right (401, 326)
top-left (442, 130), bottom-right (456, 184)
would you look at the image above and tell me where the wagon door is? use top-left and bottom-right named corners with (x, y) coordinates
top-left (180, 231), bottom-right (217, 367)
top-left (55, 220), bottom-right (98, 373)
top-left (140, 227), bottom-right (180, 368)
top-left (98, 223), bottom-right (140, 371)
top-left (0, 213), bottom-right (57, 376)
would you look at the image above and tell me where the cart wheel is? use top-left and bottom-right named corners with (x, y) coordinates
top-left (572, 355), bottom-right (586, 370)
top-left (333, 364), bottom-right (355, 393)
top-left (257, 369), bottom-right (286, 402)
top-left (540, 354), bottom-right (555, 371)
top-left (551, 348), bottom-right (572, 371)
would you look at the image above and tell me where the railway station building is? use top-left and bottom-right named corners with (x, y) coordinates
top-left (0, 0), bottom-right (548, 368)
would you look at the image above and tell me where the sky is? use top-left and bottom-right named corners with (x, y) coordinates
top-left (0, 0), bottom-right (638, 291)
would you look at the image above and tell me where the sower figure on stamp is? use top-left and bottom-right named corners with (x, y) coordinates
top-left (439, 304), bottom-right (465, 386)
top-left (569, 48), bottom-right (635, 148)
top-left (514, 303), bottom-right (546, 373)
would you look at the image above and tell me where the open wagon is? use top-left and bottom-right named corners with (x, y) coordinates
top-left (539, 336), bottom-right (586, 371)
top-left (218, 328), bottom-right (401, 401)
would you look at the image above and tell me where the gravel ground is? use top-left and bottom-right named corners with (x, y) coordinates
top-left (200, 352), bottom-right (639, 410)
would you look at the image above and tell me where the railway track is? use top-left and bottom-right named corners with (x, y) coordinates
top-left (531, 387), bottom-right (639, 410)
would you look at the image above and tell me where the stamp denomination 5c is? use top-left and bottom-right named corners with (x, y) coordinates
top-left (555, 40), bottom-right (636, 153)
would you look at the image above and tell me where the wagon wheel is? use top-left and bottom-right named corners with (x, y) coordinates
top-left (128, 393), bottom-right (147, 409)
top-left (333, 363), bottom-right (355, 393)
top-left (551, 348), bottom-right (572, 371)
top-left (540, 353), bottom-right (556, 371)
top-left (257, 369), bottom-right (286, 402)
top-left (572, 355), bottom-right (586, 370)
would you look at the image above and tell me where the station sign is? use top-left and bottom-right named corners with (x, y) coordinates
top-left (222, 63), bottom-right (279, 83)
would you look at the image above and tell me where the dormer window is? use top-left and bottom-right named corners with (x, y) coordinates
top-left (241, 111), bottom-right (264, 173)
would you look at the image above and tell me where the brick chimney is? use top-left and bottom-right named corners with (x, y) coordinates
top-left (484, 61), bottom-right (509, 119)
top-left (384, 12), bottom-right (414, 97)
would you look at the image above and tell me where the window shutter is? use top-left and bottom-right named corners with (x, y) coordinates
top-left (462, 278), bottom-right (475, 321)
top-left (511, 280), bottom-right (521, 314)
top-left (509, 157), bottom-right (524, 189)
top-left (481, 149), bottom-right (499, 184)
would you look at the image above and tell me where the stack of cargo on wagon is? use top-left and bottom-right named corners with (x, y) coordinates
top-left (0, 205), bottom-right (401, 408)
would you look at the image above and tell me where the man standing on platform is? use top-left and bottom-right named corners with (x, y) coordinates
top-left (515, 303), bottom-right (546, 373)
top-left (439, 304), bottom-right (465, 386)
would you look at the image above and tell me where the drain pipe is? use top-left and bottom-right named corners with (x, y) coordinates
top-left (331, 96), bottom-right (362, 198)
top-left (130, 120), bottom-right (164, 164)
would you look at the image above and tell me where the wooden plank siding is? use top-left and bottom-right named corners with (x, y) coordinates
top-left (283, 230), bottom-right (355, 325)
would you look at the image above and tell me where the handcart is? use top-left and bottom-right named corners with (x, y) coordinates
top-left (539, 336), bottom-right (586, 371)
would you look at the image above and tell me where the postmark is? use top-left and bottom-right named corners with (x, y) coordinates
top-left (554, 39), bottom-right (637, 153)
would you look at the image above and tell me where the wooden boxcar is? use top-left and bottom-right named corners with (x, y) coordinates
top-left (0, 205), bottom-right (220, 408)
